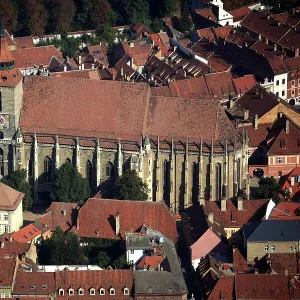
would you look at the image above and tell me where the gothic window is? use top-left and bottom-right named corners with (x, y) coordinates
top-left (0, 132), bottom-right (3, 139)
top-left (66, 158), bottom-right (71, 164)
top-left (86, 160), bottom-right (92, 186)
top-left (0, 148), bottom-right (3, 177)
top-left (163, 160), bottom-right (170, 206)
top-left (106, 162), bottom-right (114, 177)
top-left (28, 160), bottom-right (33, 178)
top-left (215, 163), bottom-right (222, 201)
top-left (0, 91), bottom-right (2, 112)
top-left (192, 163), bottom-right (198, 204)
top-left (43, 156), bottom-right (52, 183)
top-left (237, 158), bottom-right (241, 190)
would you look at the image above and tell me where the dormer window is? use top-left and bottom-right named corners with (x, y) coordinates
top-left (58, 288), bottom-right (64, 296)
top-left (99, 288), bottom-right (105, 295)
top-left (68, 288), bottom-right (74, 296)
top-left (109, 288), bottom-right (115, 295)
top-left (90, 288), bottom-right (95, 295)
top-left (124, 287), bottom-right (130, 295)
top-left (78, 287), bottom-right (84, 295)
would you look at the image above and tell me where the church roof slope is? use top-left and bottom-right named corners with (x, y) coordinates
top-left (20, 77), bottom-right (150, 141)
top-left (0, 182), bottom-right (24, 211)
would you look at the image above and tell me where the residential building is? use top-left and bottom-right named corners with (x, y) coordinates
top-left (11, 223), bottom-right (42, 244)
top-left (279, 170), bottom-right (300, 201)
top-left (126, 233), bottom-right (151, 265)
top-left (244, 220), bottom-right (300, 262)
top-left (0, 183), bottom-right (23, 234)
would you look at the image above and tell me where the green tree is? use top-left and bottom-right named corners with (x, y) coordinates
top-left (38, 227), bottom-right (87, 265)
top-left (0, 0), bottom-right (17, 34)
top-left (97, 251), bottom-right (111, 268)
top-left (91, 0), bottom-right (112, 28)
top-left (112, 253), bottom-right (128, 269)
top-left (256, 176), bottom-right (282, 200)
top-left (1, 169), bottom-right (33, 210)
top-left (179, 0), bottom-right (192, 32)
top-left (50, 162), bottom-right (90, 204)
top-left (96, 23), bottom-right (115, 44)
top-left (124, 0), bottom-right (150, 25)
top-left (73, 0), bottom-right (93, 30)
top-left (114, 170), bottom-right (148, 201)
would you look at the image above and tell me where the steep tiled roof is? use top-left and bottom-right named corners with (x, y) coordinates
top-left (83, 44), bottom-right (108, 66)
top-left (214, 26), bottom-right (233, 40)
top-left (229, 6), bottom-right (251, 22)
top-left (246, 123), bottom-right (273, 147)
top-left (235, 274), bottom-right (290, 299)
top-left (204, 199), bottom-right (268, 228)
top-left (0, 256), bottom-right (17, 287)
top-left (207, 276), bottom-right (234, 300)
top-left (37, 202), bottom-right (78, 232)
top-left (0, 35), bottom-right (14, 63)
top-left (12, 223), bottom-right (41, 243)
top-left (232, 74), bottom-right (256, 95)
top-left (0, 182), bottom-right (24, 211)
top-left (55, 269), bottom-right (133, 298)
top-left (269, 253), bottom-right (300, 275)
top-left (268, 57), bottom-right (287, 75)
top-left (195, 28), bottom-right (215, 42)
top-left (132, 22), bottom-right (153, 37)
top-left (13, 36), bottom-right (35, 49)
top-left (73, 198), bottom-right (177, 242)
top-left (149, 33), bottom-right (170, 57)
top-left (0, 239), bottom-right (30, 257)
top-left (0, 69), bottom-right (23, 87)
top-left (283, 56), bottom-right (300, 72)
top-left (12, 45), bottom-right (63, 69)
top-left (250, 40), bottom-right (281, 59)
top-left (51, 69), bottom-right (101, 80)
top-left (137, 255), bottom-right (164, 269)
top-left (277, 28), bottom-right (300, 50)
top-left (233, 248), bottom-right (249, 273)
top-left (195, 8), bottom-right (217, 22)
top-left (14, 271), bottom-right (55, 295)
top-left (269, 200), bottom-right (300, 220)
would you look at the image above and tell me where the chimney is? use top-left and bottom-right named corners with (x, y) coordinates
top-left (255, 268), bottom-right (258, 274)
top-left (208, 212), bottom-right (214, 224)
top-left (221, 198), bottom-right (227, 211)
top-left (0, 241), bottom-right (4, 248)
top-left (286, 120), bottom-right (289, 134)
top-left (116, 211), bottom-right (120, 236)
top-left (63, 65), bottom-right (67, 72)
top-left (295, 48), bottom-right (299, 58)
top-left (76, 217), bottom-right (79, 230)
top-left (243, 109), bottom-right (249, 120)
top-left (120, 66), bottom-right (124, 77)
top-left (291, 176), bottom-right (295, 186)
top-left (62, 209), bottom-right (66, 216)
top-left (274, 44), bottom-right (277, 52)
top-left (256, 88), bottom-right (259, 95)
top-left (78, 55), bottom-right (82, 66)
top-left (285, 269), bottom-right (289, 276)
top-left (238, 197), bottom-right (243, 211)
top-left (254, 114), bottom-right (258, 129)
top-left (229, 98), bottom-right (234, 108)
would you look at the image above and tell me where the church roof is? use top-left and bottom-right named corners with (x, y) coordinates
top-left (0, 35), bottom-right (14, 63)
top-left (0, 182), bottom-right (24, 211)
top-left (20, 76), bottom-right (238, 144)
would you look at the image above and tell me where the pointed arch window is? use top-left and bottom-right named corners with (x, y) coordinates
top-left (0, 148), bottom-right (3, 177)
top-left (163, 160), bottom-right (170, 206)
top-left (66, 158), bottom-right (72, 164)
top-left (192, 162), bottom-right (198, 204)
top-left (216, 163), bottom-right (222, 201)
top-left (86, 160), bottom-right (92, 186)
top-left (106, 162), bottom-right (114, 177)
top-left (0, 132), bottom-right (3, 139)
top-left (28, 159), bottom-right (33, 178)
top-left (237, 158), bottom-right (241, 190)
top-left (43, 156), bottom-right (52, 182)
top-left (0, 91), bottom-right (2, 112)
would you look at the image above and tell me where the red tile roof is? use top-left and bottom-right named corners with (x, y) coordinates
top-left (233, 248), bottom-right (249, 273)
top-left (12, 223), bottom-right (41, 243)
top-left (51, 69), bottom-right (101, 80)
top-left (250, 40), bottom-right (281, 59)
top-left (269, 200), bottom-right (300, 220)
top-left (0, 182), bottom-right (24, 211)
top-left (269, 253), bottom-right (300, 275)
top-left (246, 123), bottom-right (273, 147)
top-left (232, 74), bottom-right (257, 95)
top-left (196, 28), bottom-right (215, 42)
top-left (229, 6), bottom-right (251, 22)
top-left (0, 36), bottom-right (14, 63)
top-left (208, 52), bottom-right (232, 72)
top-left (55, 269), bottom-right (133, 298)
top-left (14, 271), bottom-right (55, 295)
top-left (150, 33), bottom-right (170, 57)
top-left (0, 68), bottom-right (23, 87)
top-left (132, 22), bottom-right (153, 37)
top-left (195, 8), bottom-right (217, 22)
top-left (277, 28), bottom-right (300, 50)
top-left (73, 198), bottom-right (177, 242)
top-left (208, 276), bottom-right (234, 300)
top-left (235, 274), bottom-right (290, 299)
top-left (13, 36), bottom-right (35, 49)
top-left (122, 39), bottom-right (153, 67)
top-left (0, 256), bottom-right (17, 287)
top-left (214, 26), bottom-right (233, 40)
top-left (204, 199), bottom-right (268, 228)
top-left (37, 202), bottom-right (78, 232)
top-left (268, 57), bottom-right (287, 75)
top-left (0, 239), bottom-right (31, 258)
top-left (137, 255), bottom-right (164, 269)
top-left (12, 45), bottom-right (63, 69)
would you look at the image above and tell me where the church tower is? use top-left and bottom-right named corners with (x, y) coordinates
top-left (0, 14), bottom-right (23, 176)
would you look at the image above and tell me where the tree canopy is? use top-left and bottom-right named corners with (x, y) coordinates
top-left (1, 169), bottom-right (33, 210)
top-left (38, 227), bottom-right (87, 265)
top-left (256, 176), bottom-right (283, 200)
top-left (50, 162), bottom-right (90, 204)
top-left (113, 170), bottom-right (148, 201)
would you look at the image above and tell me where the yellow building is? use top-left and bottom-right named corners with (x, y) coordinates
top-left (0, 183), bottom-right (23, 234)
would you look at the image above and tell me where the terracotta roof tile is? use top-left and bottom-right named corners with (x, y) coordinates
top-left (0, 238), bottom-right (31, 258)
top-left (269, 253), bottom-right (300, 275)
top-left (137, 255), bottom-right (164, 269)
top-left (0, 183), bottom-right (24, 211)
top-left (250, 40), bottom-right (281, 59)
top-left (195, 8), bottom-right (217, 22)
top-left (51, 69), bottom-right (101, 80)
top-left (268, 57), bottom-right (287, 75)
top-left (208, 276), bottom-right (234, 300)
top-left (195, 28), bottom-right (215, 42)
top-left (279, 171), bottom-right (300, 202)
top-left (232, 74), bottom-right (256, 95)
top-left (214, 26), bottom-right (233, 40)
top-left (0, 256), bottom-right (17, 287)
top-left (229, 6), bottom-right (251, 22)
top-left (12, 45), bottom-right (63, 69)
top-left (13, 36), bottom-right (35, 49)
top-left (150, 33), bottom-right (170, 57)
top-left (235, 274), bottom-right (290, 299)
top-left (132, 22), bottom-right (153, 37)
top-left (233, 248), bottom-right (249, 273)
top-left (0, 36), bottom-right (14, 63)
top-left (12, 223), bottom-right (41, 243)
top-left (73, 198), bottom-right (177, 242)
top-left (0, 69), bottom-right (22, 87)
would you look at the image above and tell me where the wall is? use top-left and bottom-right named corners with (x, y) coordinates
top-left (273, 73), bottom-right (288, 100)
top-left (126, 249), bottom-right (144, 265)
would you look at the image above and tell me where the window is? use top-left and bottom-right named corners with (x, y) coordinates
top-left (292, 80), bottom-right (295, 87)
top-left (69, 288), bottom-right (74, 296)
top-left (99, 288), bottom-right (105, 295)
top-left (264, 245), bottom-right (269, 251)
top-left (90, 288), bottom-right (95, 295)
top-left (276, 92), bottom-right (279, 96)
top-left (0, 132), bottom-right (3, 139)
top-left (278, 157), bottom-right (283, 164)
top-left (31, 285), bottom-right (35, 289)
top-left (43, 156), bottom-right (52, 182)
top-left (59, 289), bottom-right (64, 296)
top-left (130, 250), bottom-right (134, 254)
top-left (4, 215), bottom-right (8, 221)
top-left (231, 230), bottom-right (235, 235)
top-left (130, 260), bottom-right (134, 264)
top-left (248, 149), bottom-right (251, 156)
top-left (276, 80), bottom-right (279, 86)
top-left (282, 79), bottom-right (285, 84)
top-left (278, 170), bottom-right (282, 176)
top-left (42, 285), bottom-right (47, 289)
top-left (0, 148), bottom-right (4, 177)
top-left (124, 288), bottom-right (130, 295)
top-left (109, 288), bottom-right (115, 295)
top-left (29, 231), bottom-right (33, 235)
top-left (216, 163), bottom-right (222, 201)
top-left (86, 160), bottom-right (92, 186)
top-left (192, 162), bottom-right (198, 205)
top-left (271, 245), bottom-right (275, 251)
top-left (28, 160), bottom-right (33, 178)
top-left (292, 89), bottom-right (295, 96)
top-left (163, 160), bottom-right (170, 206)
top-left (290, 245), bottom-right (293, 251)
top-left (106, 162), bottom-right (114, 177)
top-left (282, 90), bottom-right (285, 96)
top-left (0, 91), bottom-right (2, 112)
top-left (78, 288), bottom-right (84, 295)
top-left (4, 225), bottom-right (8, 233)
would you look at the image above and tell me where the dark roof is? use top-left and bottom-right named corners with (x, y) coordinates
top-left (125, 233), bottom-right (151, 250)
top-left (246, 220), bottom-right (300, 242)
